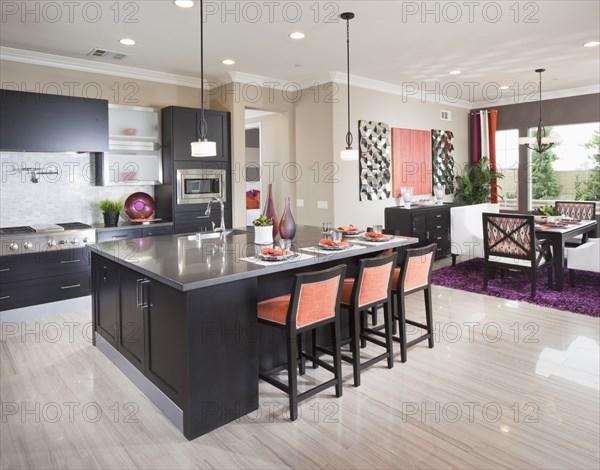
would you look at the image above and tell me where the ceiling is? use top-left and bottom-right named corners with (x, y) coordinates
top-left (1, 1), bottom-right (599, 105)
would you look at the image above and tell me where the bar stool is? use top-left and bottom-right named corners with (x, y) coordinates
top-left (376, 244), bottom-right (436, 363)
top-left (321, 253), bottom-right (397, 387)
top-left (257, 264), bottom-right (347, 421)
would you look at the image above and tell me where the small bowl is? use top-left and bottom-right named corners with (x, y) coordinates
top-left (123, 128), bottom-right (137, 136)
top-left (534, 216), bottom-right (547, 224)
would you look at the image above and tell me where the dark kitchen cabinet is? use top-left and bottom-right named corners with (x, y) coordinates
top-left (385, 205), bottom-right (454, 260)
top-left (0, 248), bottom-right (91, 311)
top-left (94, 260), bottom-right (119, 347)
top-left (0, 89), bottom-right (108, 152)
top-left (167, 107), bottom-right (228, 163)
top-left (91, 254), bottom-right (186, 407)
top-left (96, 224), bottom-right (173, 243)
top-left (156, 106), bottom-right (232, 233)
top-left (118, 268), bottom-right (147, 371)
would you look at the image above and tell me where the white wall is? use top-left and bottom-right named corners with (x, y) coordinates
top-left (332, 85), bottom-right (469, 228)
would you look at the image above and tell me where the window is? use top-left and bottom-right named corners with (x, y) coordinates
top-left (528, 122), bottom-right (600, 210)
top-left (495, 129), bottom-right (519, 209)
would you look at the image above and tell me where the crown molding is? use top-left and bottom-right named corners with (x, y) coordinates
top-left (471, 84), bottom-right (600, 109)
top-left (0, 46), bottom-right (204, 89)
top-left (2, 47), bottom-right (597, 109)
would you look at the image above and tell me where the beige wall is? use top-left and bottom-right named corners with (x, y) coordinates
top-left (0, 60), bottom-right (200, 108)
top-left (210, 82), bottom-right (296, 227)
top-left (332, 85), bottom-right (469, 228)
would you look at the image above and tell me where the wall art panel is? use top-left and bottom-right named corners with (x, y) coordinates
top-left (431, 130), bottom-right (455, 194)
top-left (359, 120), bottom-right (391, 201)
top-left (391, 128), bottom-right (432, 197)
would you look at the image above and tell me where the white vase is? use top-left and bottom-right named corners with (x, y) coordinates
top-left (254, 225), bottom-right (273, 245)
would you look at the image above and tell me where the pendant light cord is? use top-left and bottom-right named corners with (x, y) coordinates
top-left (345, 16), bottom-right (353, 148)
top-left (199, 0), bottom-right (207, 140)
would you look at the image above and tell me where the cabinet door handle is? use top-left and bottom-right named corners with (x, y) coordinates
top-left (435, 214), bottom-right (442, 218)
top-left (112, 235), bottom-right (129, 239)
top-left (61, 284), bottom-right (81, 290)
top-left (136, 279), bottom-right (143, 308)
top-left (196, 215), bottom-right (209, 219)
top-left (103, 266), bottom-right (108, 281)
top-left (436, 225), bottom-right (442, 229)
top-left (60, 259), bottom-right (81, 264)
top-left (146, 232), bottom-right (154, 236)
top-left (140, 279), bottom-right (151, 308)
top-left (426, 231), bottom-right (430, 239)
top-left (0, 268), bottom-right (10, 272)
top-left (0, 295), bottom-right (10, 300)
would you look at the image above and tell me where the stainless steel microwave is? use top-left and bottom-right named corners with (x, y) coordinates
top-left (176, 169), bottom-right (227, 205)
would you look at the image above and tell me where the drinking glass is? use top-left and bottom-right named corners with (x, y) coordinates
top-left (322, 222), bottom-right (332, 232)
top-left (332, 230), bottom-right (343, 243)
top-left (434, 184), bottom-right (446, 205)
top-left (373, 224), bottom-right (383, 234)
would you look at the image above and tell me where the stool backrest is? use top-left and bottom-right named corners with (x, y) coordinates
top-left (398, 244), bottom-right (436, 294)
top-left (353, 252), bottom-right (398, 308)
top-left (289, 265), bottom-right (347, 329)
top-left (555, 201), bottom-right (596, 220)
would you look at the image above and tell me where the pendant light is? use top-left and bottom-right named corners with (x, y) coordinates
top-left (191, 0), bottom-right (217, 157)
top-left (340, 12), bottom-right (358, 161)
top-left (518, 69), bottom-right (560, 153)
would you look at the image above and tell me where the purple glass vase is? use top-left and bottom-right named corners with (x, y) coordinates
top-left (263, 183), bottom-right (279, 238)
top-left (279, 197), bottom-right (296, 240)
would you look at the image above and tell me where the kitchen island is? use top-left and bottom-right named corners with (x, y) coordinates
top-left (88, 226), bottom-right (418, 440)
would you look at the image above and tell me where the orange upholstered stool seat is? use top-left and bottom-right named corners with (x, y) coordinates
top-left (257, 265), bottom-right (346, 421)
top-left (257, 295), bottom-right (291, 325)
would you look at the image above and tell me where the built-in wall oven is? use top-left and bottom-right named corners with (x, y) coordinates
top-left (176, 168), bottom-right (227, 205)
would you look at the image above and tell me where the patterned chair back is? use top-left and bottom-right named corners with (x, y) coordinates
top-left (482, 213), bottom-right (536, 262)
top-left (555, 201), bottom-right (596, 220)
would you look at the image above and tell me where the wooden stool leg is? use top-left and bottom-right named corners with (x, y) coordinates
top-left (297, 332), bottom-right (305, 376)
top-left (371, 307), bottom-right (378, 325)
top-left (311, 329), bottom-right (319, 369)
top-left (286, 330), bottom-right (299, 421)
top-left (331, 320), bottom-right (343, 398)
top-left (349, 308), bottom-right (361, 387)
top-left (424, 288), bottom-right (434, 349)
top-left (360, 310), bottom-right (367, 348)
top-left (383, 301), bottom-right (394, 369)
top-left (392, 296), bottom-right (398, 335)
top-left (397, 295), bottom-right (407, 363)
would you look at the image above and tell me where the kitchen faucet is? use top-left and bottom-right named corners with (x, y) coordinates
top-left (205, 197), bottom-right (226, 233)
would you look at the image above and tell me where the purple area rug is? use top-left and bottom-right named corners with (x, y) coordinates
top-left (432, 258), bottom-right (600, 317)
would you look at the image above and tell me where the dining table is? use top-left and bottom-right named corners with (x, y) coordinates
top-left (535, 219), bottom-right (598, 291)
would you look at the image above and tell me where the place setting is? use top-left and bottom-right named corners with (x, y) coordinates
top-left (241, 240), bottom-right (312, 266)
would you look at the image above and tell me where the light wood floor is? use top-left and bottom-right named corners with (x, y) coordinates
top-left (1, 281), bottom-right (599, 469)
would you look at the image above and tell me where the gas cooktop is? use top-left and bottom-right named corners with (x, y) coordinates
top-left (0, 222), bottom-right (92, 236)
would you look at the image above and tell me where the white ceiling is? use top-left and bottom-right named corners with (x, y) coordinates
top-left (1, 1), bottom-right (599, 104)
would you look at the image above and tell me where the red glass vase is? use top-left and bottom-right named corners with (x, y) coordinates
top-left (279, 197), bottom-right (296, 240)
top-left (263, 183), bottom-right (279, 238)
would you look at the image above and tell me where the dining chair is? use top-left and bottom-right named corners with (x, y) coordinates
top-left (555, 201), bottom-right (597, 245)
top-left (482, 213), bottom-right (553, 297)
top-left (567, 238), bottom-right (600, 285)
top-left (257, 264), bottom-right (346, 421)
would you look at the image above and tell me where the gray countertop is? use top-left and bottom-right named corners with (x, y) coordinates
top-left (93, 221), bottom-right (174, 232)
top-left (88, 226), bottom-right (419, 291)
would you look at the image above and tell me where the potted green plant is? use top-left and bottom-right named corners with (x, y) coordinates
top-left (454, 157), bottom-right (504, 205)
top-left (99, 199), bottom-right (124, 227)
top-left (252, 214), bottom-right (274, 245)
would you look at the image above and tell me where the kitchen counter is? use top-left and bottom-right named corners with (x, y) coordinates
top-left (88, 225), bottom-right (417, 291)
top-left (93, 220), bottom-right (173, 232)
top-left (89, 225), bottom-right (418, 440)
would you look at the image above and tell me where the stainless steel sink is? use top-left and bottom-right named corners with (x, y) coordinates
top-left (178, 229), bottom-right (247, 241)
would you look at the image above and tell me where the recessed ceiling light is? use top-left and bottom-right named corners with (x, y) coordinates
top-left (174, 0), bottom-right (195, 8)
top-left (584, 41), bottom-right (600, 47)
top-left (289, 32), bottom-right (306, 40)
top-left (449, 70), bottom-right (462, 75)
top-left (119, 38), bottom-right (136, 46)
top-left (500, 85), bottom-right (509, 90)
top-left (222, 59), bottom-right (235, 65)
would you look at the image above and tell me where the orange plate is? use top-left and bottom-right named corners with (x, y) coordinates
top-left (364, 232), bottom-right (388, 239)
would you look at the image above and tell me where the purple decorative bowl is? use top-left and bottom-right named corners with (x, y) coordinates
top-left (124, 192), bottom-right (155, 220)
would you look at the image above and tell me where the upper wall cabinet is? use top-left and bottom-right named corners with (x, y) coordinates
top-left (162, 106), bottom-right (229, 163)
top-left (0, 89), bottom-right (108, 152)
top-left (96, 105), bottom-right (163, 186)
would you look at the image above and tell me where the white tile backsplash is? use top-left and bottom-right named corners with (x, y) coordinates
top-left (0, 152), bottom-right (154, 227)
